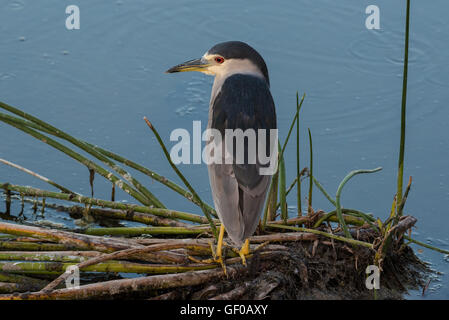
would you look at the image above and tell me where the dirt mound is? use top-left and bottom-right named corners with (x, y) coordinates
top-left (151, 240), bottom-right (429, 300)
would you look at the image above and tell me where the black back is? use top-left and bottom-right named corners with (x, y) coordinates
top-left (211, 73), bottom-right (277, 189)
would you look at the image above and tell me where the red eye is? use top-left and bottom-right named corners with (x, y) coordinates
top-left (215, 57), bottom-right (224, 64)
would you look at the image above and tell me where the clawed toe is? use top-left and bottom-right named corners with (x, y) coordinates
top-left (238, 239), bottom-right (250, 266)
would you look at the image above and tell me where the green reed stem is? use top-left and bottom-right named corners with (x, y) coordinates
top-left (143, 117), bottom-right (218, 239)
top-left (275, 171), bottom-right (308, 211)
top-left (266, 224), bottom-right (373, 249)
top-left (0, 158), bottom-right (72, 194)
top-left (336, 167), bottom-right (382, 239)
top-left (0, 260), bottom-right (217, 275)
top-left (404, 235), bottom-right (449, 255)
top-left (0, 112), bottom-right (156, 207)
top-left (1, 183), bottom-right (212, 225)
top-left (313, 209), bottom-right (379, 232)
top-left (307, 128), bottom-right (313, 212)
top-left (396, 0), bottom-right (411, 214)
top-left (0, 104), bottom-right (164, 208)
top-left (280, 93), bottom-right (305, 156)
top-left (274, 92), bottom-right (305, 223)
top-left (309, 175), bottom-right (376, 229)
top-left (0, 110), bottom-right (216, 216)
top-left (0, 241), bottom-right (77, 251)
top-left (85, 226), bottom-right (209, 237)
top-left (313, 176), bottom-right (336, 206)
top-left (84, 142), bottom-right (217, 218)
top-left (296, 93), bottom-right (305, 216)
top-left (278, 143), bottom-right (287, 223)
top-left (262, 169), bottom-right (279, 230)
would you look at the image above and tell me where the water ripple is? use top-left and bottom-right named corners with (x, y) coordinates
top-left (7, 0), bottom-right (24, 10)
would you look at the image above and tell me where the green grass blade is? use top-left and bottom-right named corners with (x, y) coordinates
top-left (281, 93), bottom-right (305, 156)
top-left (307, 128), bottom-right (313, 213)
top-left (143, 117), bottom-right (218, 239)
top-left (296, 93), bottom-right (305, 217)
top-left (0, 158), bottom-right (73, 194)
top-left (262, 170), bottom-right (279, 229)
top-left (278, 142), bottom-right (287, 223)
top-left (0, 114), bottom-right (151, 206)
top-left (312, 176), bottom-right (336, 207)
top-left (0, 103), bottom-right (164, 208)
top-left (1, 182), bottom-right (212, 225)
top-left (84, 142), bottom-right (217, 218)
top-left (0, 110), bottom-right (216, 216)
top-left (335, 167), bottom-right (382, 239)
top-left (396, 0), bottom-right (411, 214)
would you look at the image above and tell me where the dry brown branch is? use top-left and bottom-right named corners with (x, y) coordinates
top-left (209, 281), bottom-right (252, 300)
top-left (191, 284), bottom-right (221, 300)
top-left (0, 158), bottom-right (72, 194)
top-left (0, 240), bottom-right (93, 251)
top-left (0, 262), bottom-right (249, 300)
top-left (0, 272), bottom-right (49, 293)
top-left (0, 221), bottom-right (141, 252)
top-left (0, 282), bottom-right (24, 294)
top-left (41, 240), bottom-right (281, 293)
top-left (375, 215), bottom-right (417, 267)
top-left (253, 277), bottom-right (283, 300)
top-left (269, 216), bottom-right (311, 225)
top-left (132, 232), bottom-right (319, 247)
top-left (148, 290), bottom-right (182, 300)
top-left (0, 251), bottom-right (101, 262)
top-left (67, 205), bottom-right (190, 228)
top-left (40, 241), bottom-right (209, 292)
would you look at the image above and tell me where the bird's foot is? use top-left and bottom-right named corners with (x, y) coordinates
top-left (187, 239), bottom-right (228, 275)
top-left (210, 240), bottom-right (227, 275)
top-left (238, 239), bottom-right (250, 266)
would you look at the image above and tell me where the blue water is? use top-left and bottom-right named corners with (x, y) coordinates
top-left (0, 0), bottom-right (448, 299)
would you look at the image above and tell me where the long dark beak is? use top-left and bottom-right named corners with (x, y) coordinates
top-left (165, 58), bottom-right (210, 73)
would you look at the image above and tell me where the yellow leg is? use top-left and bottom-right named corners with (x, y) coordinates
top-left (187, 225), bottom-right (233, 275)
top-left (238, 239), bottom-right (250, 266)
top-left (211, 224), bottom-right (227, 275)
top-left (215, 223), bottom-right (225, 263)
top-left (188, 224), bottom-right (227, 274)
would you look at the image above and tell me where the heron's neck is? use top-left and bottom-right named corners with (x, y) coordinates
top-left (210, 71), bottom-right (264, 105)
top-left (210, 75), bottom-right (224, 106)
top-left (208, 71), bottom-right (266, 130)
top-left (210, 59), bottom-right (265, 101)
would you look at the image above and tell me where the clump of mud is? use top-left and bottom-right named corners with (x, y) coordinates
top-left (154, 240), bottom-right (429, 300)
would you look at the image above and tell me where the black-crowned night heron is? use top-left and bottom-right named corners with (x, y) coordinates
top-left (166, 41), bottom-right (277, 269)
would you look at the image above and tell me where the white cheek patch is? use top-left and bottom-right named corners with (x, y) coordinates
top-left (201, 54), bottom-right (264, 80)
top-left (218, 59), bottom-right (264, 79)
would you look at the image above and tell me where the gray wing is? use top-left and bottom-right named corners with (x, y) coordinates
top-left (207, 74), bottom-right (277, 246)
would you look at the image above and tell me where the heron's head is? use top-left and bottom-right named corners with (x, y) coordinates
top-left (166, 41), bottom-right (269, 85)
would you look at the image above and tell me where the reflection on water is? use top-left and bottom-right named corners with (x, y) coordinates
top-left (0, 0), bottom-right (448, 299)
